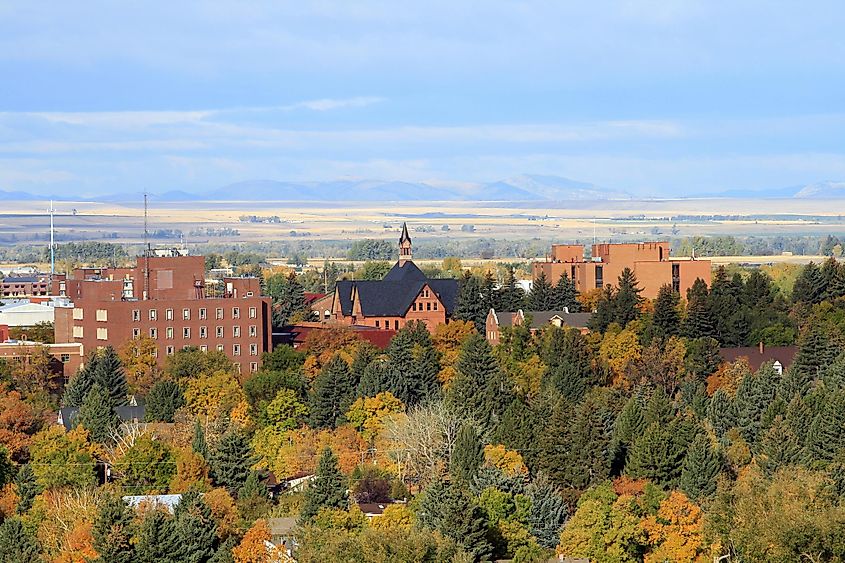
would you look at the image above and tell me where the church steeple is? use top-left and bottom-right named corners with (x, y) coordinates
top-left (399, 222), bottom-right (412, 264)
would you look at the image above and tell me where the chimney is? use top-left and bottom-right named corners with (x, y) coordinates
top-left (759, 341), bottom-right (764, 354)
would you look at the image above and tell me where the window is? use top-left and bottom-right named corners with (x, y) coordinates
top-left (426, 302), bottom-right (431, 311)
top-left (394, 320), bottom-right (399, 330)
top-left (216, 326), bottom-right (224, 338)
top-left (200, 326), bottom-right (207, 338)
top-left (571, 265), bottom-right (576, 280)
top-left (412, 303), bottom-right (416, 311)
top-left (199, 308), bottom-right (207, 320)
top-left (249, 307), bottom-right (257, 319)
top-left (434, 302), bottom-right (438, 311)
top-left (73, 326), bottom-right (84, 338)
top-left (232, 307), bottom-right (240, 319)
top-left (595, 265), bottom-right (604, 289)
top-left (166, 327), bottom-right (174, 339)
top-left (96, 327), bottom-right (108, 340)
top-left (235, 363), bottom-right (242, 374)
top-left (672, 264), bottom-right (681, 293)
top-left (250, 362), bottom-right (258, 372)
top-left (217, 344), bottom-right (224, 352)
top-left (149, 309), bottom-right (157, 321)
top-left (150, 327), bottom-right (158, 339)
top-left (73, 308), bottom-right (84, 320)
top-left (249, 325), bottom-right (257, 337)
top-left (233, 344), bottom-right (241, 356)
top-left (183, 327), bottom-right (191, 339)
top-left (200, 345), bottom-right (208, 352)
top-left (96, 309), bottom-right (108, 322)
top-left (132, 309), bottom-right (141, 322)
top-left (233, 326), bottom-right (241, 338)
top-left (250, 343), bottom-right (258, 356)
top-left (151, 348), bottom-right (158, 358)
top-left (216, 308), bottom-right (224, 320)
top-left (132, 328), bottom-right (141, 338)
top-left (375, 320), bottom-right (380, 328)
top-left (60, 354), bottom-right (70, 363)
top-left (183, 308), bottom-right (190, 320)
top-left (166, 346), bottom-right (175, 356)
top-left (165, 308), bottom-right (174, 321)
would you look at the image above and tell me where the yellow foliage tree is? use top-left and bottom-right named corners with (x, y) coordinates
top-left (345, 392), bottom-right (405, 443)
top-left (233, 519), bottom-right (273, 563)
top-left (483, 444), bottom-right (528, 476)
top-left (640, 491), bottom-right (705, 563)
top-left (169, 447), bottom-right (212, 493)
top-left (369, 503), bottom-right (413, 532)
top-left (432, 320), bottom-right (476, 386)
top-left (205, 488), bottom-right (240, 540)
top-left (599, 327), bottom-right (642, 387)
top-left (183, 369), bottom-right (246, 420)
top-left (119, 335), bottom-right (162, 395)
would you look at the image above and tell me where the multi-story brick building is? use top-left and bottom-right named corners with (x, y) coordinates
top-left (54, 255), bottom-right (272, 374)
top-left (532, 242), bottom-right (711, 299)
top-left (330, 224), bottom-right (458, 331)
top-left (1, 273), bottom-right (65, 298)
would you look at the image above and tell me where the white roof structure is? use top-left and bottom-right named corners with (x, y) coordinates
top-left (0, 300), bottom-right (61, 327)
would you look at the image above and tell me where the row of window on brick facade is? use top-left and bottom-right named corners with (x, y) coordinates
top-left (152, 343), bottom-right (258, 357)
top-left (130, 325), bottom-right (258, 339)
top-left (411, 301), bottom-right (438, 312)
top-left (129, 306), bottom-right (257, 322)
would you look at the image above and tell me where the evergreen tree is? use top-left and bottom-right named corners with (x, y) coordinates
top-left (684, 278), bottom-right (715, 339)
top-left (454, 272), bottom-right (487, 332)
top-left (446, 333), bottom-right (509, 431)
top-left (643, 386), bottom-right (674, 427)
top-left (528, 270), bottom-right (553, 311)
top-left (735, 368), bottom-right (777, 447)
top-left (497, 267), bottom-right (525, 311)
top-left (758, 418), bottom-right (803, 476)
top-left (136, 509), bottom-right (178, 563)
top-left (588, 285), bottom-right (616, 333)
top-left (210, 431), bottom-right (253, 494)
top-left (0, 517), bottom-right (40, 563)
top-left (173, 490), bottom-right (219, 563)
top-left (611, 396), bottom-right (646, 473)
top-left (309, 354), bottom-right (355, 429)
top-left (785, 394), bottom-right (813, 447)
top-left (614, 267), bottom-right (644, 326)
top-left (145, 380), bottom-right (184, 423)
top-left (357, 358), bottom-right (391, 398)
top-left (450, 423), bottom-right (484, 484)
top-left (821, 257), bottom-right (845, 300)
top-left (417, 481), bottom-right (493, 561)
top-left (93, 346), bottom-right (130, 406)
top-left (385, 326), bottom-right (441, 406)
top-left (481, 270), bottom-right (499, 312)
top-left (707, 388), bottom-right (736, 439)
top-left (679, 433), bottom-right (720, 501)
top-left (625, 422), bottom-right (686, 488)
top-left (15, 463), bottom-right (41, 514)
top-left (238, 470), bottom-right (268, 501)
top-left (652, 284), bottom-right (681, 338)
top-left (78, 383), bottom-right (119, 443)
top-left (541, 326), bottom-right (595, 403)
top-left (805, 391), bottom-right (845, 464)
top-left (350, 342), bottom-right (378, 385)
top-left (551, 272), bottom-right (580, 312)
top-left (792, 261), bottom-right (824, 304)
top-left (300, 447), bottom-right (348, 521)
top-left (191, 420), bottom-right (208, 460)
top-left (525, 476), bottom-right (569, 549)
top-left (63, 353), bottom-right (100, 407)
top-left (493, 398), bottom-right (539, 468)
top-left (791, 320), bottom-right (839, 384)
top-left (92, 494), bottom-right (136, 563)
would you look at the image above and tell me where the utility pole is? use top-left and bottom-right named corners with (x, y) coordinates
top-left (143, 192), bottom-right (150, 300)
top-left (49, 200), bottom-right (55, 276)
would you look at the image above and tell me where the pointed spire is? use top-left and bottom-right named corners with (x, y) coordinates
top-left (399, 222), bottom-right (411, 245)
top-left (399, 222), bottom-right (412, 264)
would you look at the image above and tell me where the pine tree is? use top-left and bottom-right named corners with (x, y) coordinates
top-left (611, 396), bottom-right (646, 473)
top-left (192, 419), bottom-right (208, 460)
top-left (446, 333), bottom-right (508, 431)
top-left (309, 354), bottom-right (355, 429)
top-left (735, 369), bottom-right (777, 447)
top-left (414, 344), bottom-right (442, 404)
top-left (94, 346), bottom-right (130, 406)
top-left (238, 470), bottom-right (267, 501)
top-left (417, 481), bottom-right (493, 561)
top-left (357, 358), bottom-right (391, 398)
top-left (92, 494), bottom-right (136, 563)
top-left (643, 386), bottom-right (674, 427)
top-left (652, 284), bottom-right (681, 338)
top-left (588, 285), bottom-right (616, 333)
top-left (0, 517), bottom-right (40, 563)
top-left (145, 380), bottom-right (185, 423)
top-left (792, 261), bottom-right (824, 304)
top-left (481, 270), bottom-right (499, 312)
top-left (791, 320), bottom-right (839, 384)
top-left (78, 382), bottom-right (119, 443)
top-left (757, 418), bottom-right (803, 476)
top-left (625, 422), bottom-right (685, 488)
top-left (497, 267), bottom-right (525, 311)
top-left (614, 267), bottom-right (644, 327)
top-left (14, 463), bottom-right (41, 515)
top-left (707, 388), bottom-right (736, 439)
top-left (525, 476), bottom-right (569, 549)
top-left (384, 327), bottom-right (441, 406)
top-left (541, 326), bottom-right (595, 403)
top-left (63, 353), bottom-right (100, 407)
top-left (493, 398), bottom-right (538, 467)
top-left (454, 272), bottom-right (487, 332)
top-left (679, 433), bottom-right (720, 501)
top-left (450, 423), bottom-right (484, 484)
top-left (300, 447), bottom-right (348, 521)
top-left (210, 430), bottom-right (253, 495)
top-left (684, 278), bottom-right (715, 339)
top-left (173, 490), bottom-right (219, 563)
top-left (551, 273), bottom-right (580, 312)
top-left (805, 391), bottom-right (845, 464)
top-left (350, 343), bottom-right (378, 388)
top-left (528, 270), bottom-right (553, 311)
top-left (821, 257), bottom-right (845, 300)
top-left (136, 509), bottom-right (179, 563)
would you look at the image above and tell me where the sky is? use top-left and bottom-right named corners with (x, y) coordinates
top-left (1, 1), bottom-right (845, 197)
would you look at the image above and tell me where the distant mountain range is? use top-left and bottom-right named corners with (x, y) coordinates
top-left (2, 176), bottom-right (845, 203)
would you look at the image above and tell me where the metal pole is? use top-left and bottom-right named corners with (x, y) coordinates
top-left (49, 200), bottom-right (55, 275)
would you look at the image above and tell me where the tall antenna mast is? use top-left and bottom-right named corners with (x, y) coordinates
top-left (49, 200), bottom-right (55, 276)
top-left (143, 192), bottom-right (150, 300)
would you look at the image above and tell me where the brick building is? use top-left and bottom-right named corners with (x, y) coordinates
top-left (0, 340), bottom-right (84, 379)
top-left (1, 273), bottom-right (66, 298)
top-left (485, 309), bottom-right (592, 345)
top-left (330, 224), bottom-right (458, 331)
top-left (532, 242), bottom-right (711, 299)
top-left (54, 254), bottom-right (272, 374)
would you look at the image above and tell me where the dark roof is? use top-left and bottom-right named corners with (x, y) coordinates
top-left (720, 345), bottom-right (798, 372)
top-left (336, 261), bottom-right (458, 318)
top-left (2, 277), bottom-right (41, 283)
top-left (357, 502), bottom-right (394, 515)
top-left (494, 310), bottom-right (592, 329)
top-left (399, 222), bottom-right (411, 245)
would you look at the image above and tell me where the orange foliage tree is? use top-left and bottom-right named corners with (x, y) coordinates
top-left (233, 519), bottom-right (273, 563)
top-left (0, 386), bottom-right (45, 462)
top-left (640, 491), bottom-right (705, 563)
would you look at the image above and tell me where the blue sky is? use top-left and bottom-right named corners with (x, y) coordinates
top-left (1, 1), bottom-right (844, 197)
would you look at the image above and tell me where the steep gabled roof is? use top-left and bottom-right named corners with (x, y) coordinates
top-left (383, 259), bottom-right (427, 282)
top-left (335, 274), bottom-right (458, 318)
